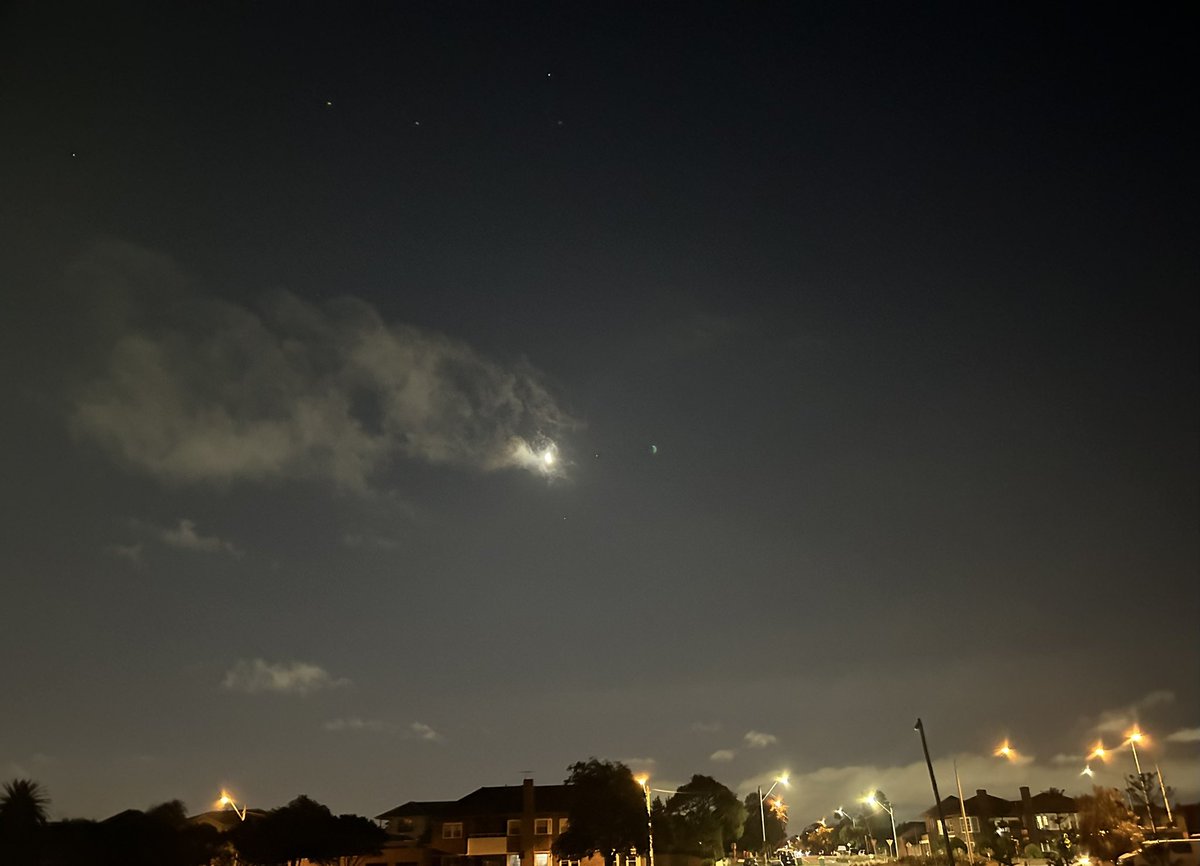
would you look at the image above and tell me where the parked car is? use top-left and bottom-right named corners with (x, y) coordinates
top-left (1117, 840), bottom-right (1200, 866)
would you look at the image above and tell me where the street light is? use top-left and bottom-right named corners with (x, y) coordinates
top-left (994, 740), bottom-right (1017, 761)
top-left (864, 794), bottom-right (899, 862)
top-left (1124, 729), bottom-right (1158, 833)
top-left (635, 776), bottom-right (655, 866)
top-left (758, 775), bottom-right (789, 863)
top-left (217, 790), bottom-right (248, 821)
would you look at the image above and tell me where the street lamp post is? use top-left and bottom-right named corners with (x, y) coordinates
top-left (1125, 730), bottom-right (1157, 833)
top-left (636, 776), bottom-right (655, 866)
top-left (865, 795), bottom-right (899, 863)
top-left (218, 790), bottom-right (248, 821)
top-left (758, 775), bottom-right (789, 864)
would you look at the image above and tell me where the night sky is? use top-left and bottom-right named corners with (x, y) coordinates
top-left (2, 2), bottom-right (1196, 826)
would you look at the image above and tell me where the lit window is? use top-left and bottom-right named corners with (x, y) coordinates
top-left (535, 819), bottom-right (553, 835)
top-left (509, 856), bottom-right (521, 866)
top-left (443, 822), bottom-right (463, 839)
top-left (559, 818), bottom-right (570, 834)
top-left (535, 853), bottom-right (551, 866)
top-left (509, 820), bottom-right (522, 836)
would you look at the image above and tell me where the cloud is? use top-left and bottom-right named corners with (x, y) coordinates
top-left (325, 717), bottom-right (391, 733)
top-left (1091, 690), bottom-right (1175, 735)
top-left (1166, 727), bottom-right (1200, 743)
top-left (691, 721), bottom-right (722, 734)
top-left (70, 242), bottom-right (574, 489)
top-left (105, 542), bottom-right (144, 565)
top-left (410, 722), bottom-right (443, 742)
top-left (744, 730), bottom-right (778, 749)
top-left (710, 749), bottom-right (736, 762)
top-left (323, 717), bottom-right (444, 741)
top-left (222, 659), bottom-right (349, 695)
top-left (1051, 753), bottom-right (1083, 765)
top-left (160, 519), bottom-right (242, 556)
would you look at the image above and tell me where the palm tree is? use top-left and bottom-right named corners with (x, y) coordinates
top-left (0, 779), bottom-right (49, 829)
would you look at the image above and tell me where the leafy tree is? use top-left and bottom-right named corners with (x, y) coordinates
top-left (799, 822), bottom-right (835, 855)
top-left (553, 759), bottom-right (648, 866)
top-left (231, 795), bottom-right (385, 866)
top-left (94, 801), bottom-right (223, 866)
top-left (1076, 786), bottom-right (1142, 862)
top-left (1, 778), bottom-right (50, 866)
top-left (737, 791), bottom-right (785, 855)
top-left (655, 775), bottom-right (745, 861)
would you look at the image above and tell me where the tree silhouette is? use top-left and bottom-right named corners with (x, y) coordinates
top-left (656, 775), bottom-right (745, 860)
top-left (1, 778), bottom-right (50, 866)
top-left (553, 759), bottom-right (647, 866)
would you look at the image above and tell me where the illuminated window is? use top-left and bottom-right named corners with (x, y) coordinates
top-left (509, 820), bottom-right (522, 836)
top-left (535, 819), bottom-right (553, 835)
top-left (535, 853), bottom-right (551, 866)
top-left (509, 856), bottom-right (521, 866)
top-left (443, 823), bottom-right (463, 839)
top-left (559, 818), bottom-right (570, 834)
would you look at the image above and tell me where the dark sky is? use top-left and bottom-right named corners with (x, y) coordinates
top-left (2, 1), bottom-right (1196, 826)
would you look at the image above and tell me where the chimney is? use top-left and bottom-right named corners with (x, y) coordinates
top-left (524, 778), bottom-right (536, 816)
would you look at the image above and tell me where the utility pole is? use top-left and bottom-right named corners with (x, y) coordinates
top-left (915, 719), bottom-right (956, 866)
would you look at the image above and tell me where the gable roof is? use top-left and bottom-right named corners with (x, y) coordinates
top-left (1029, 791), bottom-right (1076, 813)
top-left (455, 784), bottom-right (573, 815)
top-left (376, 800), bottom-right (455, 820)
top-left (376, 785), bottom-right (574, 822)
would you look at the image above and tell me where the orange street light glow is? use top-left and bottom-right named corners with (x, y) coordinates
top-left (995, 740), bottom-right (1016, 759)
top-left (1089, 742), bottom-right (1109, 761)
top-left (1126, 728), bottom-right (1146, 745)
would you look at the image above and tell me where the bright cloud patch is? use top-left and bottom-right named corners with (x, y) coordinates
top-left (744, 730), bottom-right (778, 748)
top-left (410, 722), bottom-right (443, 741)
top-left (710, 749), bottom-right (736, 762)
top-left (222, 659), bottom-right (348, 695)
top-left (70, 242), bottom-right (573, 489)
top-left (1167, 727), bottom-right (1200, 743)
top-left (160, 518), bottom-right (242, 556)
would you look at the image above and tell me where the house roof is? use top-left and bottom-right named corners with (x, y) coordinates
top-left (376, 800), bottom-right (456, 820)
top-left (1029, 791), bottom-right (1076, 813)
top-left (455, 784), bottom-right (573, 814)
top-left (377, 785), bottom-right (574, 822)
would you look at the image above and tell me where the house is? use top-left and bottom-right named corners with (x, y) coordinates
top-left (922, 787), bottom-right (1079, 852)
top-left (373, 779), bottom-right (640, 866)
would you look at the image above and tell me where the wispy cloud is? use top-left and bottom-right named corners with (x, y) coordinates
top-left (1166, 727), bottom-right (1200, 743)
top-left (745, 730), bottom-right (778, 748)
top-left (160, 519), bottom-right (242, 557)
top-left (324, 717), bottom-right (444, 742)
top-left (222, 659), bottom-right (349, 695)
top-left (325, 717), bottom-right (392, 733)
top-left (70, 241), bottom-right (574, 489)
top-left (1091, 690), bottom-right (1175, 735)
top-left (410, 722), bottom-right (443, 742)
top-left (691, 721), bottom-right (722, 734)
top-left (710, 749), bottom-right (736, 762)
top-left (105, 542), bottom-right (144, 565)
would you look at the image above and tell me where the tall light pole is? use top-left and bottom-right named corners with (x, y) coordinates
top-left (758, 775), bottom-right (789, 863)
top-left (865, 795), bottom-right (899, 862)
top-left (1125, 730), bottom-right (1157, 833)
top-left (636, 776), bottom-right (655, 866)
top-left (914, 719), bottom-right (956, 866)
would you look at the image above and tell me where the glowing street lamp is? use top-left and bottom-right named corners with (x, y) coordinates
top-left (217, 790), bottom-right (248, 821)
top-left (864, 794), bottom-right (899, 862)
top-left (1123, 729), bottom-right (1158, 832)
top-left (635, 776), bottom-right (655, 866)
top-left (758, 775), bottom-right (789, 862)
top-left (994, 740), bottom-right (1017, 761)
